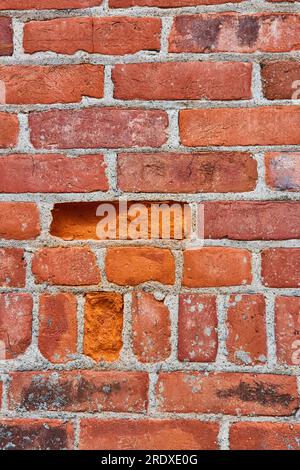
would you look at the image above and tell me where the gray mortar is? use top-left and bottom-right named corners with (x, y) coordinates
top-left (0, 0), bottom-right (300, 449)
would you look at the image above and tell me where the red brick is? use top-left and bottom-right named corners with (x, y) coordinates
top-left (84, 292), bottom-right (124, 362)
top-left (262, 61), bottom-right (300, 100)
top-left (169, 14), bottom-right (300, 53)
top-left (29, 108), bottom-right (168, 149)
top-left (0, 293), bottom-right (32, 360)
top-left (50, 201), bottom-right (190, 241)
top-left (118, 152), bottom-right (258, 193)
top-left (0, 0), bottom-right (102, 8)
top-left (156, 372), bottom-right (298, 416)
top-left (8, 371), bottom-right (148, 412)
top-left (178, 294), bottom-right (217, 362)
top-left (226, 294), bottom-right (267, 365)
top-left (0, 113), bottom-right (18, 148)
top-left (0, 154), bottom-right (108, 193)
top-left (0, 17), bottom-right (12, 56)
top-left (275, 296), bottom-right (300, 365)
top-left (0, 202), bottom-right (40, 240)
top-left (24, 17), bottom-right (161, 55)
top-left (183, 247), bottom-right (252, 287)
top-left (262, 249), bottom-right (300, 288)
top-left (39, 293), bottom-right (77, 364)
top-left (0, 248), bottom-right (26, 287)
top-left (32, 247), bottom-right (101, 286)
top-left (79, 419), bottom-right (219, 450)
top-left (180, 107), bottom-right (300, 147)
top-left (0, 65), bottom-right (104, 104)
top-left (106, 247), bottom-right (175, 286)
top-left (230, 422), bottom-right (300, 450)
top-left (265, 152), bottom-right (300, 192)
top-left (111, 0), bottom-right (241, 6)
top-left (132, 292), bottom-right (171, 363)
top-left (0, 419), bottom-right (74, 450)
top-left (113, 62), bottom-right (252, 100)
top-left (204, 201), bottom-right (300, 240)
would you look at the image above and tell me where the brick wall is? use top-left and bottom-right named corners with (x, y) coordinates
top-left (0, 0), bottom-right (300, 451)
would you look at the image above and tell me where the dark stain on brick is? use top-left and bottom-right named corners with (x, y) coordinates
top-left (176, 17), bottom-right (222, 51)
top-left (238, 17), bottom-right (260, 46)
top-left (217, 381), bottom-right (294, 407)
top-left (19, 375), bottom-right (123, 411)
top-left (0, 423), bottom-right (68, 450)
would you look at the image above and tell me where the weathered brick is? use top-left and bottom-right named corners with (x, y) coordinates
top-left (0, 0), bottom-right (102, 8)
top-left (106, 247), bottom-right (175, 286)
top-left (265, 153), bottom-right (300, 192)
top-left (118, 152), bottom-right (258, 193)
top-left (79, 419), bottom-right (219, 450)
top-left (262, 249), bottom-right (300, 288)
top-left (156, 372), bottom-right (298, 415)
top-left (0, 202), bottom-right (40, 240)
top-left (8, 371), bottom-right (148, 412)
top-left (24, 17), bottom-right (161, 55)
top-left (204, 201), bottom-right (300, 240)
top-left (113, 62), bottom-right (252, 100)
top-left (0, 154), bottom-right (108, 193)
top-left (39, 293), bottom-right (77, 364)
top-left (169, 14), bottom-right (300, 53)
top-left (50, 201), bottom-right (190, 241)
top-left (0, 419), bottom-right (74, 450)
top-left (226, 294), bottom-right (267, 365)
top-left (262, 61), bottom-right (300, 100)
top-left (84, 292), bottom-right (123, 362)
top-left (178, 294), bottom-right (217, 362)
top-left (0, 293), bottom-right (32, 360)
top-left (0, 248), bottom-right (26, 287)
top-left (180, 107), bottom-right (300, 146)
top-left (275, 296), bottom-right (300, 365)
top-left (0, 17), bottom-right (13, 56)
top-left (183, 247), bottom-right (252, 287)
top-left (29, 108), bottom-right (168, 149)
top-left (132, 292), bottom-right (171, 363)
top-left (32, 247), bottom-right (101, 286)
top-left (0, 65), bottom-right (104, 104)
top-left (230, 422), bottom-right (300, 450)
top-left (0, 113), bottom-right (18, 148)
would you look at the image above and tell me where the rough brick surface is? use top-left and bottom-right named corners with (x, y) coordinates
top-left (0, 202), bottom-right (40, 239)
top-left (178, 294), bottom-right (218, 362)
top-left (0, 154), bottom-right (108, 193)
top-left (0, 420), bottom-right (74, 450)
top-left (9, 371), bottom-right (148, 412)
top-left (1, 0), bottom-right (300, 451)
top-left (79, 419), bottom-right (219, 450)
top-left (132, 292), bottom-right (171, 363)
top-left (0, 293), bottom-right (32, 360)
top-left (39, 293), bottom-right (77, 363)
top-left (118, 152), bottom-right (258, 193)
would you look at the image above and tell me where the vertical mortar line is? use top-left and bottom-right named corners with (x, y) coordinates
top-left (38, 201), bottom-right (54, 241)
top-left (172, 248), bottom-right (183, 290)
top-left (77, 294), bottom-right (85, 355)
top-left (167, 109), bottom-right (180, 149)
top-left (251, 249), bottom-right (263, 290)
top-left (30, 291), bottom-right (40, 348)
top-left (104, 151), bottom-right (118, 193)
top-left (12, 17), bottom-right (24, 58)
top-left (0, 374), bottom-right (10, 413)
top-left (218, 418), bottom-right (230, 450)
top-left (120, 292), bottom-right (136, 364)
top-left (148, 370), bottom-right (159, 416)
top-left (17, 113), bottom-right (33, 152)
top-left (164, 294), bottom-right (179, 362)
top-left (265, 292), bottom-right (277, 369)
top-left (216, 294), bottom-right (228, 366)
top-left (94, 247), bottom-right (108, 287)
top-left (251, 61), bottom-right (264, 104)
top-left (74, 416), bottom-right (81, 450)
top-left (160, 17), bottom-right (173, 58)
top-left (104, 64), bottom-right (114, 102)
